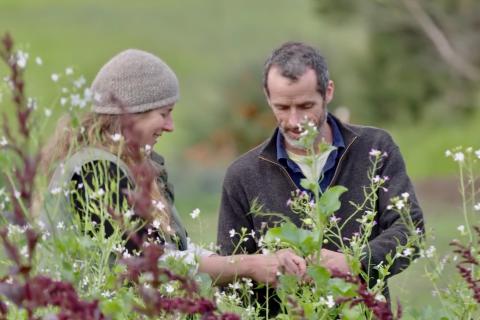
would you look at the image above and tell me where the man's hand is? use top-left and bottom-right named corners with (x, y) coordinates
top-left (275, 248), bottom-right (307, 277)
top-left (319, 249), bottom-right (350, 275)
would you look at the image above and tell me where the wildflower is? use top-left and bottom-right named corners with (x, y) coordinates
top-left (369, 149), bottom-right (381, 157)
top-left (16, 50), bottom-right (29, 68)
top-left (445, 150), bottom-right (452, 157)
top-left (164, 283), bottom-right (175, 293)
top-left (65, 67), bottom-right (74, 75)
top-left (402, 248), bottom-right (413, 257)
top-left (60, 97), bottom-right (68, 106)
top-left (110, 133), bottom-right (122, 142)
top-left (153, 200), bottom-right (165, 211)
top-left (330, 215), bottom-right (340, 223)
top-left (0, 136), bottom-right (8, 146)
top-left (453, 152), bottom-right (465, 163)
top-left (124, 209), bottom-right (134, 219)
top-left (27, 97), bottom-right (37, 109)
top-left (101, 291), bottom-right (114, 298)
top-left (51, 73), bottom-right (60, 82)
top-left (152, 219), bottom-right (161, 230)
top-left (229, 229), bottom-right (235, 238)
top-left (474, 203), bottom-right (480, 211)
top-left (457, 225), bottom-right (466, 235)
top-left (57, 221), bottom-right (65, 230)
top-left (228, 282), bottom-right (241, 290)
top-left (74, 76), bottom-right (86, 88)
top-left (50, 187), bottom-right (62, 195)
top-left (395, 200), bottom-right (405, 210)
top-left (401, 192), bottom-right (409, 199)
top-left (97, 188), bottom-right (105, 196)
top-left (35, 56), bottom-right (43, 65)
top-left (44, 108), bottom-right (52, 117)
top-left (475, 149), bottom-right (480, 159)
top-left (190, 208), bottom-right (200, 219)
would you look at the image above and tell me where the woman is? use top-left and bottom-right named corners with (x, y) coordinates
top-left (41, 49), bottom-right (305, 285)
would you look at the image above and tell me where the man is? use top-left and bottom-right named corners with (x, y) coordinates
top-left (216, 42), bottom-right (424, 311)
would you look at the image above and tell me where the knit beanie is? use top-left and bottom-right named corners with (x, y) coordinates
top-left (91, 49), bottom-right (179, 114)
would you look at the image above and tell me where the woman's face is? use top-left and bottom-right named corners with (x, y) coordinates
top-left (129, 104), bottom-right (175, 147)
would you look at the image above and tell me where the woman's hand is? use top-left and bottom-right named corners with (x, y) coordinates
top-left (247, 249), bottom-right (306, 285)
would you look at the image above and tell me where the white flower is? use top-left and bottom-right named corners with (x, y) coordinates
top-left (228, 282), bottom-right (241, 290)
top-left (229, 229), bottom-right (235, 238)
top-left (401, 192), bottom-right (409, 199)
top-left (395, 200), bottom-right (405, 210)
top-left (475, 149), bottom-right (480, 159)
top-left (74, 76), bottom-right (86, 88)
top-left (57, 221), bottom-right (65, 230)
top-left (50, 187), bottom-right (62, 195)
top-left (51, 73), bottom-right (60, 82)
top-left (474, 203), bottom-right (480, 211)
top-left (402, 248), bottom-right (413, 257)
top-left (65, 67), bottom-right (74, 75)
top-left (16, 50), bottom-right (29, 69)
top-left (110, 133), bottom-right (122, 142)
top-left (44, 108), bottom-right (52, 117)
top-left (124, 209), bottom-right (134, 219)
top-left (97, 188), bottom-right (105, 196)
top-left (457, 225), bottom-right (465, 235)
top-left (320, 295), bottom-right (335, 308)
top-left (101, 291), bottom-right (114, 298)
top-left (369, 149), bottom-right (381, 157)
top-left (453, 152), bottom-right (464, 163)
top-left (164, 284), bottom-right (175, 293)
top-left (153, 200), bottom-right (165, 211)
top-left (445, 150), bottom-right (452, 157)
top-left (0, 136), bottom-right (7, 146)
top-left (152, 219), bottom-right (161, 230)
top-left (35, 57), bottom-right (43, 65)
top-left (190, 208), bottom-right (200, 219)
top-left (60, 97), bottom-right (68, 106)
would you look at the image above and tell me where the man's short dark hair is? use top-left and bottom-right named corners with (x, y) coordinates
top-left (263, 42), bottom-right (330, 98)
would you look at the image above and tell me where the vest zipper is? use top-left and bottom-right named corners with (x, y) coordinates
top-left (258, 156), bottom-right (299, 190)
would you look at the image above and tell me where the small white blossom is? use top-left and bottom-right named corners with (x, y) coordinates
top-left (190, 208), bottom-right (200, 219)
top-left (35, 57), bottom-right (43, 65)
top-left (475, 149), bottom-right (480, 159)
top-left (474, 203), bottom-right (480, 211)
top-left (60, 97), bottom-right (68, 106)
top-left (152, 200), bottom-right (165, 211)
top-left (56, 221), bottom-right (65, 230)
top-left (228, 282), bottom-right (241, 290)
top-left (51, 73), bottom-right (60, 82)
top-left (110, 133), bottom-right (122, 142)
top-left (0, 136), bottom-right (7, 146)
top-left (457, 225), bottom-right (466, 235)
top-left (65, 67), bottom-right (74, 75)
top-left (369, 149), bottom-right (381, 157)
top-left (50, 187), bottom-right (62, 195)
top-left (445, 150), bottom-right (452, 157)
top-left (453, 152), bottom-right (465, 163)
top-left (97, 188), bottom-right (105, 196)
top-left (44, 108), bottom-right (52, 117)
top-left (395, 200), bottom-right (405, 210)
top-left (124, 209), bottom-right (134, 219)
top-left (229, 229), bottom-right (235, 238)
top-left (16, 50), bottom-right (29, 69)
top-left (74, 76), bottom-right (86, 88)
top-left (164, 284), bottom-right (174, 293)
top-left (402, 248), bottom-right (413, 257)
top-left (401, 192), bottom-right (409, 199)
top-left (152, 219), bottom-right (161, 230)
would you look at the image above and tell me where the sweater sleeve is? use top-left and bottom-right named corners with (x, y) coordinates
top-left (216, 168), bottom-right (257, 256)
top-left (360, 144), bottom-right (425, 280)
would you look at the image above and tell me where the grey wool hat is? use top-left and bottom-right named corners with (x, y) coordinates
top-left (91, 49), bottom-right (179, 114)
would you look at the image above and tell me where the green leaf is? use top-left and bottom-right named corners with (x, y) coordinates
top-left (340, 304), bottom-right (363, 320)
top-left (307, 265), bottom-right (331, 287)
top-left (329, 278), bottom-right (357, 297)
top-left (317, 186), bottom-right (348, 218)
top-left (300, 178), bottom-right (317, 192)
top-left (278, 274), bottom-right (299, 293)
top-left (265, 222), bottom-right (321, 256)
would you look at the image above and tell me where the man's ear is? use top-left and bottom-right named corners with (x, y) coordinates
top-left (325, 80), bottom-right (335, 104)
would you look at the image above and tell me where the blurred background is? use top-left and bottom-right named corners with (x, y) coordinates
top-left (1, 0), bottom-right (479, 314)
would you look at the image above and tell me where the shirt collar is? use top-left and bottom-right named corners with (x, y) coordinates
top-left (276, 113), bottom-right (345, 162)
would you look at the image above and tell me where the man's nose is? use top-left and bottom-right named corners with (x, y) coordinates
top-left (286, 109), bottom-right (300, 128)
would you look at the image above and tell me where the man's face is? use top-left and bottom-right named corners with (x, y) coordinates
top-left (265, 66), bottom-right (334, 150)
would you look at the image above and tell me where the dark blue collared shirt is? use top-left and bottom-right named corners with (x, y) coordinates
top-left (276, 114), bottom-right (345, 193)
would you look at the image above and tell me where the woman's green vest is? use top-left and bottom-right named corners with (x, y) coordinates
top-left (42, 147), bottom-right (188, 250)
